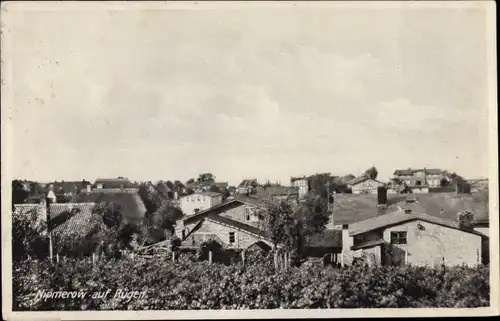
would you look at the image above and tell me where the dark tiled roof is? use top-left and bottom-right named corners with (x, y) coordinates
top-left (393, 168), bottom-right (444, 176)
top-left (71, 191), bottom-right (146, 224)
top-left (13, 203), bottom-right (98, 239)
top-left (50, 203), bottom-right (96, 238)
top-left (50, 181), bottom-right (91, 194)
top-left (333, 192), bottom-right (489, 226)
top-left (349, 209), bottom-right (484, 237)
top-left (234, 195), bottom-right (270, 207)
top-left (182, 197), bottom-right (267, 224)
top-left (304, 229), bottom-right (342, 248)
top-left (93, 178), bottom-right (137, 189)
top-left (290, 176), bottom-right (308, 182)
top-left (257, 186), bottom-right (299, 198)
top-left (212, 182), bottom-right (229, 189)
top-left (346, 176), bottom-right (385, 186)
top-left (155, 181), bottom-right (172, 195)
top-left (182, 199), bottom-right (242, 223)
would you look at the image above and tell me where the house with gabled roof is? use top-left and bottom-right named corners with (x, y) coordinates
top-left (93, 177), bottom-right (138, 190)
top-left (174, 197), bottom-right (272, 252)
top-left (51, 180), bottom-right (92, 196)
top-left (344, 208), bottom-right (485, 267)
top-left (236, 178), bottom-right (259, 195)
top-left (290, 176), bottom-right (310, 199)
top-left (180, 191), bottom-right (223, 216)
top-left (346, 175), bottom-right (385, 194)
top-left (392, 168), bottom-right (446, 188)
top-left (13, 200), bottom-right (99, 255)
top-left (332, 188), bottom-right (489, 267)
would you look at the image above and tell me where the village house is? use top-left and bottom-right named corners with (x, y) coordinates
top-left (174, 197), bottom-right (272, 252)
top-left (179, 191), bottom-right (223, 216)
top-left (332, 188), bottom-right (489, 267)
top-left (392, 168), bottom-right (445, 188)
top-left (236, 179), bottom-right (259, 195)
top-left (93, 177), bottom-right (138, 190)
top-left (345, 209), bottom-right (484, 267)
top-left (154, 181), bottom-right (176, 199)
top-left (184, 181), bottom-right (228, 193)
top-left (255, 185), bottom-right (299, 204)
top-left (290, 176), bottom-right (310, 199)
top-left (13, 192), bottom-right (100, 256)
top-left (71, 188), bottom-right (147, 226)
top-left (51, 180), bottom-right (92, 197)
top-left (469, 178), bottom-right (489, 193)
top-left (346, 176), bottom-right (386, 194)
top-left (340, 174), bottom-right (356, 184)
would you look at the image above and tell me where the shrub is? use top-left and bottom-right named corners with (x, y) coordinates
top-left (13, 256), bottom-right (490, 311)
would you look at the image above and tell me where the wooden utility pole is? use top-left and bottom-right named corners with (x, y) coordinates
top-left (46, 198), bottom-right (53, 262)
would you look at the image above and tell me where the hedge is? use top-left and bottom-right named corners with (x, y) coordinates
top-left (13, 256), bottom-right (489, 310)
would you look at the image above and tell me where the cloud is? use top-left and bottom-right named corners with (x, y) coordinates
top-left (373, 98), bottom-right (468, 132)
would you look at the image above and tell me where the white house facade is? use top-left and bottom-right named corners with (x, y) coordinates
top-left (180, 192), bottom-right (223, 216)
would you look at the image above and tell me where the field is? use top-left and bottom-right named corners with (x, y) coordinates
top-left (13, 254), bottom-right (490, 310)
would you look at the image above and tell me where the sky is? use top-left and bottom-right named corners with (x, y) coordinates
top-left (4, 2), bottom-right (493, 186)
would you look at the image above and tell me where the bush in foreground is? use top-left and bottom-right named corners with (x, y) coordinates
top-left (13, 256), bottom-right (489, 310)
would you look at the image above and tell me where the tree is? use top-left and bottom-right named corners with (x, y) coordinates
top-left (197, 173), bottom-right (216, 184)
top-left (295, 193), bottom-right (330, 237)
top-left (93, 202), bottom-right (123, 230)
top-left (12, 208), bottom-right (48, 261)
top-left (263, 194), bottom-right (330, 265)
top-left (138, 182), bottom-right (162, 216)
top-left (165, 180), bottom-right (175, 189)
top-left (186, 178), bottom-right (195, 184)
top-left (264, 200), bottom-right (297, 251)
top-left (12, 180), bottom-right (29, 208)
top-left (308, 173), bottom-right (333, 202)
top-left (364, 166), bottom-right (378, 180)
top-left (173, 180), bottom-right (185, 190)
top-left (117, 223), bottom-right (141, 250)
top-left (219, 187), bottom-right (231, 200)
top-left (152, 202), bottom-right (184, 233)
top-left (457, 210), bottom-right (474, 232)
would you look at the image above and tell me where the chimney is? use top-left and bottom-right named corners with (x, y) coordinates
top-left (377, 186), bottom-right (387, 206)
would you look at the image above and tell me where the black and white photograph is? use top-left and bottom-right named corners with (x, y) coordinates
top-left (1, 1), bottom-right (498, 319)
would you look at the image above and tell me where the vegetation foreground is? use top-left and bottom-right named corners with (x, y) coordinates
top-left (13, 255), bottom-right (489, 310)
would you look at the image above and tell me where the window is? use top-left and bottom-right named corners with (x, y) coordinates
top-left (390, 231), bottom-right (407, 244)
top-left (246, 213), bottom-right (251, 221)
top-left (197, 196), bottom-right (201, 202)
top-left (229, 232), bottom-right (235, 244)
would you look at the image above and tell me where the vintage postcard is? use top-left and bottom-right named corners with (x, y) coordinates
top-left (1, 1), bottom-right (498, 320)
